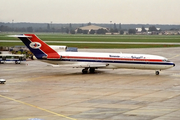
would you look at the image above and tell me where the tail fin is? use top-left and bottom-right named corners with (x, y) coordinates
top-left (17, 34), bottom-right (60, 59)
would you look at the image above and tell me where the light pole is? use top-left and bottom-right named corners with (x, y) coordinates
top-left (110, 21), bottom-right (112, 29)
top-left (12, 20), bottom-right (14, 32)
top-left (51, 21), bottom-right (52, 30)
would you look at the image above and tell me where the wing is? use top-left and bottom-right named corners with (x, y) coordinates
top-left (48, 62), bottom-right (109, 68)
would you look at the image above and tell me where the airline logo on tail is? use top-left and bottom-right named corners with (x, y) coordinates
top-left (15, 34), bottom-right (61, 59)
top-left (30, 42), bottom-right (41, 49)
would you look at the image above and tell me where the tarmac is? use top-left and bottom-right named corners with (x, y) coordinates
top-left (0, 47), bottom-right (180, 120)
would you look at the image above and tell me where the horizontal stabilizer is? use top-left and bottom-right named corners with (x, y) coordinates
top-left (8, 35), bottom-right (32, 38)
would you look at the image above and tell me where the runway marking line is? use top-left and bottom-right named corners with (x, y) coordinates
top-left (3, 68), bottom-right (16, 71)
top-left (169, 54), bottom-right (180, 59)
top-left (0, 116), bottom-right (54, 120)
top-left (0, 94), bottom-right (77, 120)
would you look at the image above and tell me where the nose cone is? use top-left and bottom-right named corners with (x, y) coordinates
top-left (173, 63), bottom-right (175, 67)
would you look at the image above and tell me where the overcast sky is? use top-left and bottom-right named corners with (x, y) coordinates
top-left (1, 0), bottom-right (180, 24)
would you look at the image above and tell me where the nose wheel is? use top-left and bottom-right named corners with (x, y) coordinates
top-left (82, 68), bottom-right (96, 74)
top-left (155, 71), bottom-right (159, 75)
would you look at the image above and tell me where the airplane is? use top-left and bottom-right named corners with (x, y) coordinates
top-left (11, 34), bottom-right (175, 75)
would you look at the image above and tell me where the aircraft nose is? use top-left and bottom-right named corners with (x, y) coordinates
top-left (173, 63), bottom-right (175, 67)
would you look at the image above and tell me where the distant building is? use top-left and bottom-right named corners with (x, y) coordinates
top-left (136, 28), bottom-right (149, 32)
top-left (163, 31), bottom-right (180, 35)
top-left (136, 28), bottom-right (161, 32)
top-left (75, 25), bottom-right (108, 34)
top-left (78, 25), bottom-right (108, 31)
top-left (136, 28), bottom-right (161, 35)
top-left (9, 46), bottom-right (29, 52)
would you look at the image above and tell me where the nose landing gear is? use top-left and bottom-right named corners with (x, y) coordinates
top-left (155, 71), bottom-right (160, 75)
top-left (82, 68), bottom-right (96, 74)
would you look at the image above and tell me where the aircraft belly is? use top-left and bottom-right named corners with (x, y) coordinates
top-left (106, 63), bottom-right (173, 70)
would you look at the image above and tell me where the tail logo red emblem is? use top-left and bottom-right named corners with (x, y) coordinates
top-left (30, 42), bottom-right (41, 49)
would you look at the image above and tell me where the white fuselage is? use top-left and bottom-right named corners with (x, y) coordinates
top-left (43, 51), bottom-right (175, 70)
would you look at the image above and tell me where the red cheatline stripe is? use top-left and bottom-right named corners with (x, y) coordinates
top-left (62, 56), bottom-right (163, 62)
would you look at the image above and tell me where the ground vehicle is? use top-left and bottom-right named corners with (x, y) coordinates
top-left (0, 79), bottom-right (6, 84)
top-left (0, 54), bottom-right (26, 64)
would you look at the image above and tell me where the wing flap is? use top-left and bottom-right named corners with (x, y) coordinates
top-left (48, 63), bottom-right (109, 68)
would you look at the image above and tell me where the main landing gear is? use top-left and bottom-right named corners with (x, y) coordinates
top-left (82, 68), bottom-right (95, 74)
top-left (155, 71), bottom-right (160, 75)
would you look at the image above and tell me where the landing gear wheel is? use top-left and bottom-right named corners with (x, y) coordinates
top-left (82, 69), bottom-right (88, 74)
top-left (155, 71), bottom-right (159, 75)
top-left (89, 68), bottom-right (95, 73)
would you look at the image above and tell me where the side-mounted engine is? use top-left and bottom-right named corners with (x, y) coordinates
top-left (49, 45), bottom-right (67, 52)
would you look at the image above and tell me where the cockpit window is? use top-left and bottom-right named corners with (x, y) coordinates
top-left (163, 59), bottom-right (170, 62)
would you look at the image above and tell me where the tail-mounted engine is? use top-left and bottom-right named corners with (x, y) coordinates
top-left (49, 45), bottom-right (67, 52)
